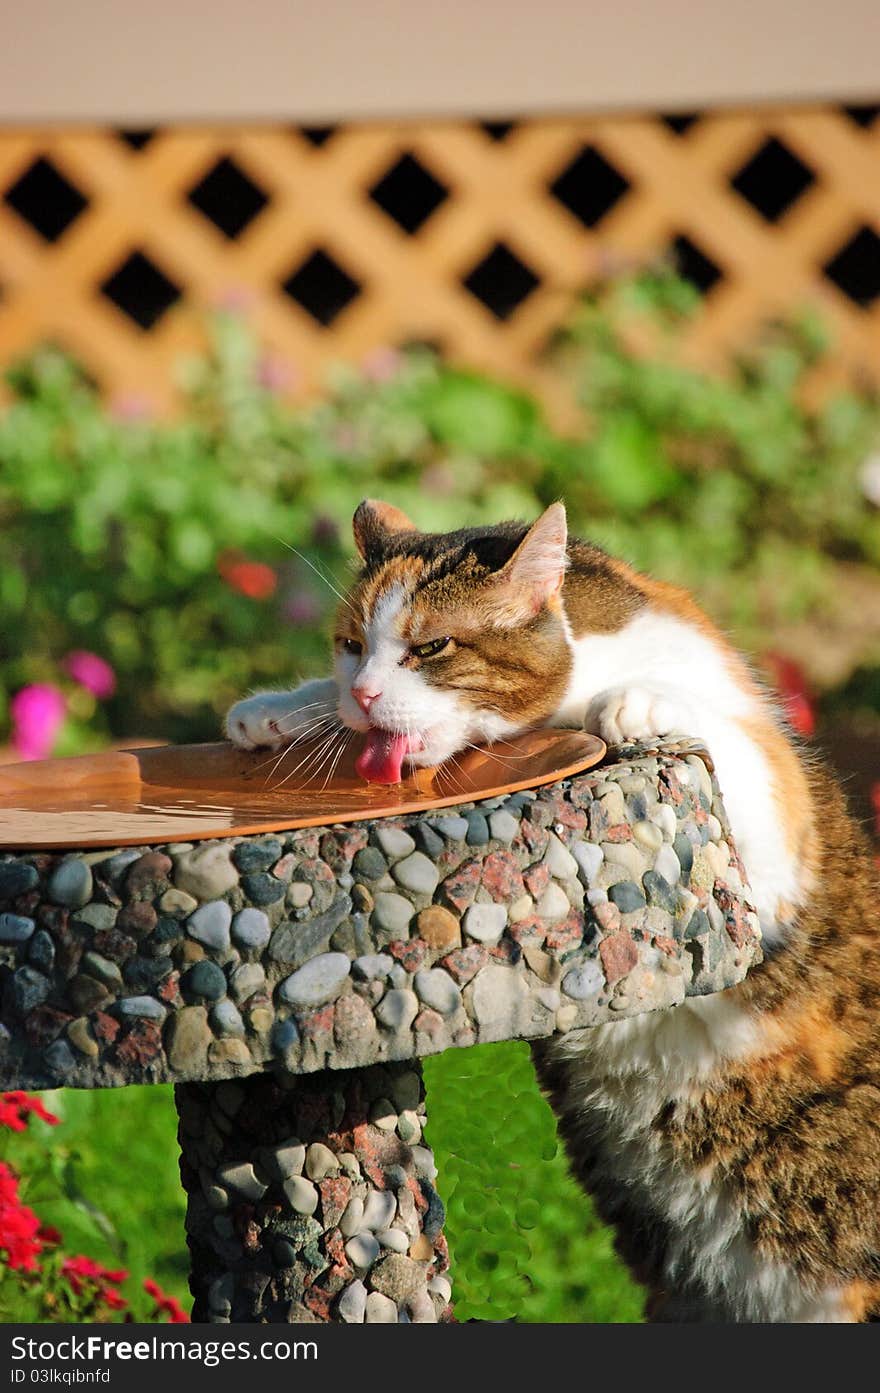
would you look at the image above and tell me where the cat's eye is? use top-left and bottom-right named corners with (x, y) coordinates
top-left (341, 638), bottom-right (363, 656)
top-left (410, 637), bottom-right (451, 659)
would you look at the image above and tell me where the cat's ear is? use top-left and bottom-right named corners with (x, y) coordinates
top-left (490, 503), bottom-right (568, 621)
top-left (353, 499), bottom-right (416, 559)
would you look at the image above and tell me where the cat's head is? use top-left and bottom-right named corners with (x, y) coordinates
top-left (334, 500), bottom-right (573, 782)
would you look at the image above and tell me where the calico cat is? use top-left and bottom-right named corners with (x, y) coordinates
top-left (226, 499), bottom-right (880, 1322)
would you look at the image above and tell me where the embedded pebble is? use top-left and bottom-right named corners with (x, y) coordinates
top-left (0, 914), bottom-right (35, 943)
top-left (48, 859), bottom-right (92, 908)
top-left (465, 812), bottom-right (490, 846)
top-left (413, 969), bottom-right (462, 1015)
top-left (187, 901), bottom-right (232, 952)
top-left (159, 889), bottom-right (198, 916)
top-left (338, 1279), bottom-right (367, 1323)
top-left (375, 990), bottom-right (418, 1031)
top-left (372, 893), bottom-right (414, 935)
top-left (391, 852), bottom-right (439, 897)
top-left (218, 1162), bottom-right (266, 1202)
top-left (210, 999), bottom-right (245, 1037)
top-left (370, 1098), bottom-right (398, 1131)
top-left (374, 827), bottom-right (415, 859)
top-left (488, 810), bottom-right (519, 843)
top-left (543, 834), bottom-right (578, 881)
top-left (231, 908), bottom-right (271, 949)
top-left (229, 963), bottom-right (265, 1002)
top-left (562, 961), bottom-right (605, 999)
top-left (283, 1175), bottom-right (318, 1215)
top-left (305, 1143), bottom-right (338, 1181)
top-left (654, 843), bottom-right (681, 886)
top-left (263, 1139), bottom-right (306, 1180)
top-left (433, 817), bottom-right (469, 840)
top-left (633, 821), bottom-right (663, 852)
top-left (352, 953), bottom-right (394, 981)
top-left (345, 1234), bottom-right (380, 1271)
top-left (362, 1189), bottom-right (397, 1231)
top-left (462, 903), bottom-right (507, 943)
top-left (535, 883), bottom-right (570, 922)
top-left (0, 863), bottom-right (38, 898)
top-left (572, 842), bottom-right (603, 885)
top-left (279, 953), bottom-right (351, 1009)
top-left (340, 1197), bottom-right (365, 1237)
top-left (607, 881), bottom-right (647, 913)
top-left (117, 995), bottom-right (166, 1020)
top-left (366, 1292), bottom-right (398, 1322)
top-left (173, 844), bottom-right (238, 899)
top-left (288, 882), bottom-right (314, 908)
top-left (184, 960), bottom-right (228, 1002)
top-left (377, 1228), bottom-right (409, 1253)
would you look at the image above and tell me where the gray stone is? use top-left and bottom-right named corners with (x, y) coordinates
top-left (117, 995), bottom-right (166, 1020)
top-left (241, 872), bottom-right (285, 906)
top-left (654, 843), bottom-right (681, 886)
top-left (365, 1291), bottom-right (398, 1322)
top-left (184, 960), bottom-right (228, 1002)
top-left (562, 961), bottom-right (605, 1000)
top-left (375, 989), bottom-right (418, 1031)
top-left (338, 1279), bottom-right (367, 1323)
top-left (81, 952), bottom-right (123, 989)
top-left (413, 968), bottom-right (462, 1015)
top-left (488, 810), bottom-right (519, 843)
top-left (340, 1197), bottom-right (365, 1236)
top-left (44, 1040), bottom-right (76, 1075)
top-left (279, 952), bottom-right (351, 1009)
top-left (8, 967), bottom-right (49, 1016)
top-left (72, 903), bottom-right (117, 931)
top-left (465, 811), bottom-right (490, 846)
top-left (462, 903), bottom-right (507, 943)
top-left (186, 900), bottom-right (233, 952)
top-left (377, 1228), bottom-right (409, 1253)
top-left (643, 870), bottom-right (677, 914)
top-left (231, 907), bottom-right (271, 950)
top-left (0, 862), bottom-right (38, 899)
top-left (535, 883), bottom-right (571, 922)
top-left (0, 914), bottom-right (35, 944)
top-left (372, 893), bottom-right (414, 936)
top-left (262, 1139), bottom-right (306, 1181)
top-left (432, 816), bottom-right (469, 840)
top-left (352, 953), bottom-right (394, 981)
top-left (229, 962), bottom-right (266, 1002)
top-left (271, 1019), bottom-right (300, 1054)
top-left (218, 1162), bottom-right (267, 1202)
top-left (544, 833), bottom-right (579, 880)
top-left (232, 839), bottom-right (282, 873)
top-left (471, 964), bottom-right (527, 1036)
top-left (283, 1175), bottom-right (318, 1215)
top-left (305, 1143), bottom-right (338, 1181)
top-left (27, 930), bottom-right (55, 972)
top-left (391, 852), bottom-right (439, 897)
top-left (48, 858), bottom-right (92, 908)
top-left (572, 842), bottom-right (604, 885)
top-left (287, 881), bottom-right (313, 908)
top-left (174, 844), bottom-right (238, 899)
top-left (673, 832), bottom-right (694, 876)
top-left (413, 824), bottom-right (444, 858)
top-left (362, 1189), bottom-right (397, 1232)
top-left (373, 827), bottom-right (415, 860)
top-left (210, 999), bottom-right (245, 1037)
top-left (633, 820), bottom-right (663, 852)
top-left (270, 896), bottom-right (352, 968)
top-left (352, 847), bottom-right (387, 881)
top-left (608, 881), bottom-right (647, 913)
top-left (345, 1233), bottom-right (380, 1270)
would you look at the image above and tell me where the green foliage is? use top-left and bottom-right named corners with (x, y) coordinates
top-left (2, 271), bottom-right (879, 752)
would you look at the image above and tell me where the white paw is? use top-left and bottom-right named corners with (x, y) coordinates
top-left (225, 697), bottom-right (290, 751)
top-left (585, 686), bottom-right (693, 745)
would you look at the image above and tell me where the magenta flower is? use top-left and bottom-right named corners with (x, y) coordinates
top-left (362, 346), bottom-right (402, 383)
top-left (283, 591), bottom-right (322, 625)
top-left (9, 685), bottom-right (66, 762)
top-left (63, 651), bottom-right (117, 700)
top-left (257, 354), bottom-right (298, 394)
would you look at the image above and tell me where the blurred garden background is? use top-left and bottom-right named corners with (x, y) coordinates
top-left (1, 0), bottom-right (879, 1325)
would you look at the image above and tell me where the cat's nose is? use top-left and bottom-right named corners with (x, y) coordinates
top-left (352, 685), bottom-right (380, 714)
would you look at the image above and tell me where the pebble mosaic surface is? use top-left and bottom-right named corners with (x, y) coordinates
top-left (0, 740), bottom-right (762, 1091)
top-left (178, 1062), bottom-right (451, 1323)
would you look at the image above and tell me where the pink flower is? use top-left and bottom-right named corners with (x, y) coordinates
top-left (9, 685), bottom-right (66, 762)
top-left (362, 346), bottom-right (402, 383)
top-left (283, 591), bottom-right (321, 625)
top-left (109, 393), bottom-right (152, 422)
top-left (257, 354), bottom-right (298, 393)
top-left (63, 651), bottom-right (117, 700)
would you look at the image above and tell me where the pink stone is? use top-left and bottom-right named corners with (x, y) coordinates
top-left (599, 932), bottom-right (639, 984)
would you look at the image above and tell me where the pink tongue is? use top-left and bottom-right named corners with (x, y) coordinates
top-left (355, 729), bottom-right (413, 785)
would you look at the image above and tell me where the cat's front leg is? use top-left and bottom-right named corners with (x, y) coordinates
top-left (224, 678), bottom-right (339, 751)
top-left (584, 684), bottom-right (698, 746)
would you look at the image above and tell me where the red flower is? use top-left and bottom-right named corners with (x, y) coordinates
top-left (61, 1254), bottom-right (129, 1310)
top-left (0, 1092), bottom-right (60, 1132)
top-left (0, 1162), bottom-right (43, 1272)
top-left (217, 551), bottom-right (277, 600)
top-left (143, 1277), bottom-right (189, 1323)
top-left (762, 652), bottom-right (816, 738)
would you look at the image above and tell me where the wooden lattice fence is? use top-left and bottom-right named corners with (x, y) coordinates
top-left (0, 104), bottom-right (879, 416)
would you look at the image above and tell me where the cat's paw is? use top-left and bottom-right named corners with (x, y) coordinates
top-left (585, 686), bottom-right (693, 745)
top-left (224, 695), bottom-right (316, 751)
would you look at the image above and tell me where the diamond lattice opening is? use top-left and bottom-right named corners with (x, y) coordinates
top-left (281, 249), bottom-right (362, 326)
top-left (299, 128), bottom-right (337, 147)
top-left (481, 122), bottom-right (516, 141)
top-left (671, 234), bottom-right (723, 295)
top-left (100, 251), bottom-right (182, 330)
top-left (662, 114), bottom-right (699, 135)
top-left (730, 138), bottom-right (815, 222)
top-left (462, 242), bottom-right (540, 320)
top-left (843, 105), bottom-right (879, 129)
top-left (4, 157), bottom-right (88, 243)
top-left (187, 157), bottom-right (270, 239)
top-left (823, 226), bottom-right (880, 307)
top-left (369, 153), bottom-right (449, 234)
top-left (550, 145), bottom-right (630, 228)
top-left (117, 130), bottom-right (156, 150)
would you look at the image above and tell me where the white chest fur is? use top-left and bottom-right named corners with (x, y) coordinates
top-left (554, 607), bottom-right (803, 947)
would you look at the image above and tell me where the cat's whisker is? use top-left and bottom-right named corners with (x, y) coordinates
top-left (273, 538), bottom-right (358, 617)
top-left (253, 713), bottom-right (339, 780)
top-left (268, 721), bottom-right (344, 790)
top-left (321, 727), bottom-right (354, 791)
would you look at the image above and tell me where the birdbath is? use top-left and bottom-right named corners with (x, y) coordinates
top-left (0, 729), bottom-right (761, 1323)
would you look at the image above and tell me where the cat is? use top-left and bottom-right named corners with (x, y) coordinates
top-left (226, 499), bottom-right (880, 1322)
